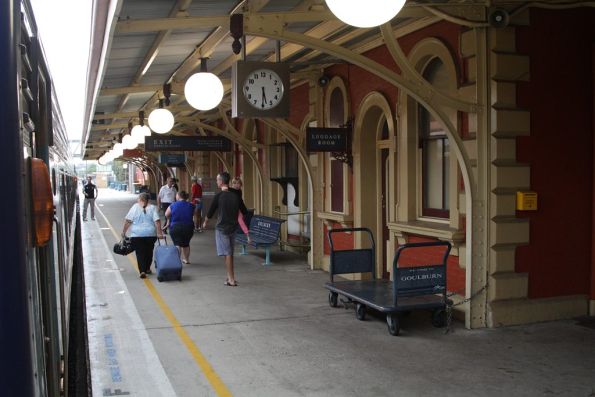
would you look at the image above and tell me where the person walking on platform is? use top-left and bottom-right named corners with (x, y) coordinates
top-left (122, 192), bottom-right (164, 279)
top-left (203, 172), bottom-right (249, 287)
top-left (164, 191), bottom-right (195, 264)
top-left (157, 177), bottom-right (177, 214)
top-left (82, 176), bottom-right (98, 221)
top-left (191, 176), bottom-right (203, 232)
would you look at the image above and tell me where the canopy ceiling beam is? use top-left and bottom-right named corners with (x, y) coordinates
top-left (112, 0), bottom-right (196, 126)
top-left (379, 23), bottom-right (479, 113)
top-left (136, 0), bottom-right (274, 118)
top-left (243, 19), bottom-right (475, 196)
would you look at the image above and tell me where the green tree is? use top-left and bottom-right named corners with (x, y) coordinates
top-left (112, 160), bottom-right (126, 181)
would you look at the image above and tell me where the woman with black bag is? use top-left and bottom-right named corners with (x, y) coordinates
top-left (121, 192), bottom-right (164, 278)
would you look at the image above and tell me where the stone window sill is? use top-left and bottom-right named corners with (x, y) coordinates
top-left (317, 211), bottom-right (353, 228)
top-left (388, 220), bottom-right (465, 246)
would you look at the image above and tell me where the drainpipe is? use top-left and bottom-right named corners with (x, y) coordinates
top-left (591, 44), bottom-right (595, 316)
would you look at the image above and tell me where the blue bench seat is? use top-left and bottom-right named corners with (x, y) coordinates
top-left (235, 215), bottom-right (285, 265)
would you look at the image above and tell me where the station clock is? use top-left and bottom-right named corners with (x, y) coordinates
top-left (232, 61), bottom-right (290, 118)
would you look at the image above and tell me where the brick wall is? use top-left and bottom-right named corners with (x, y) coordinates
top-left (516, 8), bottom-right (595, 298)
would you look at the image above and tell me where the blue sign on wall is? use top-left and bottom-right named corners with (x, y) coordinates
top-left (159, 153), bottom-right (186, 166)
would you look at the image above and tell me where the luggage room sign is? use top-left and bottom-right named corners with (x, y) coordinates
top-left (306, 127), bottom-right (349, 152)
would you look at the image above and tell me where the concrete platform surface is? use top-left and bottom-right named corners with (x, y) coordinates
top-left (83, 189), bottom-right (595, 397)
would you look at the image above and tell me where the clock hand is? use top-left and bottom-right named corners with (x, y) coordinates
top-left (261, 86), bottom-right (267, 108)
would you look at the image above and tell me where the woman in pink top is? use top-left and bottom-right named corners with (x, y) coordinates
top-left (229, 177), bottom-right (249, 234)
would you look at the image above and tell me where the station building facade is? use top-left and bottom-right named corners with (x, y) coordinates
top-left (122, 7), bottom-right (594, 329)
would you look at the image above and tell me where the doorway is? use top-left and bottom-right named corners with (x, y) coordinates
top-left (355, 96), bottom-right (395, 280)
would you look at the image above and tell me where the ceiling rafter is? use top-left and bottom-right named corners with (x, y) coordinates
top-left (133, 0), bottom-right (275, 121)
top-left (84, 0), bottom-right (501, 160)
top-left (112, 0), bottom-right (195, 117)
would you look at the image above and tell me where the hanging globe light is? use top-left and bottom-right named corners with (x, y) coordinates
top-left (148, 99), bottom-right (175, 134)
top-left (325, 0), bottom-right (406, 28)
top-left (122, 134), bottom-right (137, 150)
top-left (184, 58), bottom-right (224, 111)
top-left (99, 152), bottom-right (112, 165)
top-left (141, 124), bottom-right (151, 137)
top-left (113, 142), bottom-right (124, 157)
top-left (131, 124), bottom-right (145, 143)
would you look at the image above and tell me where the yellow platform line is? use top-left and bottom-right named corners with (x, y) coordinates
top-left (96, 205), bottom-right (233, 397)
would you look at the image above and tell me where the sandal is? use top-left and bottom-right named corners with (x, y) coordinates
top-left (224, 280), bottom-right (238, 287)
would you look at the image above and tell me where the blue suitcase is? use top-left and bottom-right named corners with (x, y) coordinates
top-left (154, 237), bottom-right (183, 282)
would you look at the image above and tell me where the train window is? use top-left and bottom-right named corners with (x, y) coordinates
top-left (52, 168), bottom-right (56, 196)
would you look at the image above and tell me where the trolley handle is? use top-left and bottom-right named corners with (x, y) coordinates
top-left (328, 227), bottom-right (375, 252)
top-left (393, 241), bottom-right (452, 269)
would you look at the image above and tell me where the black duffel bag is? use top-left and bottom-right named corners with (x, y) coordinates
top-left (113, 237), bottom-right (134, 255)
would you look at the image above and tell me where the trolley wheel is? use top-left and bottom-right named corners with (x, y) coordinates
top-left (157, 276), bottom-right (164, 282)
top-left (355, 303), bottom-right (366, 321)
top-left (431, 309), bottom-right (447, 328)
top-left (386, 314), bottom-right (400, 336)
top-left (328, 292), bottom-right (338, 308)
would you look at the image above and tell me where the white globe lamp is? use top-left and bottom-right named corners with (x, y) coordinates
top-left (122, 134), bottom-right (138, 150)
top-left (184, 58), bottom-right (224, 111)
top-left (113, 142), bottom-right (124, 156)
top-left (148, 107), bottom-right (174, 134)
top-left (131, 125), bottom-right (145, 144)
top-left (141, 124), bottom-right (151, 137)
top-left (325, 0), bottom-right (406, 28)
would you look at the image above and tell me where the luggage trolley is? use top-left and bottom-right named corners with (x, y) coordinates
top-left (325, 228), bottom-right (452, 336)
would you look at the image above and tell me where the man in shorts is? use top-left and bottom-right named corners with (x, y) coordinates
top-left (203, 172), bottom-right (249, 286)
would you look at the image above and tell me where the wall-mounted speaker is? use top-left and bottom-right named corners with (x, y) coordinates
top-left (489, 8), bottom-right (509, 28)
top-left (318, 75), bottom-right (329, 87)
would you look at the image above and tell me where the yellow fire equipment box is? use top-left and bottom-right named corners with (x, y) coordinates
top-left (516, 191), bottom-right (538, 211)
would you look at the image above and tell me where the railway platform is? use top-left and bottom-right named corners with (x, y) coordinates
top-left (83, 189), bottom-right (595, 397)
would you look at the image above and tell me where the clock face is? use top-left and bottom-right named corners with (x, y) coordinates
top-left (243, 69), bottom-right (284, 110)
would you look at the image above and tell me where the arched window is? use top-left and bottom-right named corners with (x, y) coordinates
top-left (419, 58), bottom-right (450, 218)
top-left (324, 78), bottom-right (350, 216)
top-left (329, 87), bottom-right (345, 212)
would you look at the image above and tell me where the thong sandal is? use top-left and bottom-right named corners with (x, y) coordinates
top-left (224, 280), bottom-right (238, 287)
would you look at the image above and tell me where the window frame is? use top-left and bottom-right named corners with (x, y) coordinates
top-left (324, 77), bottom-right (351, 215)
top-left (415, 57), bottom-right (453, 222)
top-left (419, 104), bottom-right (450, 219)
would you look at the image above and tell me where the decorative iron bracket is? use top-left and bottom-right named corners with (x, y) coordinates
top-left (331, 120), bottom-right (353, 168)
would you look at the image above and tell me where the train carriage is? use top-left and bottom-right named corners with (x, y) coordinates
top-left (0, 0), bottom-right (89, 395)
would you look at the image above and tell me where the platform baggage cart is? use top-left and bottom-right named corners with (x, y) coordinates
top-left (325, 228), bottom-right (452, 336)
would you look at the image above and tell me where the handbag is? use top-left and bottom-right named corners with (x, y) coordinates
top-left (113, 237), bottom-right (134, 255)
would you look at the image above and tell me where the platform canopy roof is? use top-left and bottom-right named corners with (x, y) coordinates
top-left (80, 0), bottom-right (577, 160)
